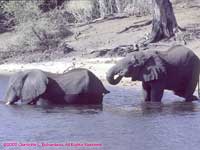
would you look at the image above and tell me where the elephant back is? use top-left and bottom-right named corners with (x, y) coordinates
top-left (54, 68), bottom-right (108, 95)
top-left (163, 45), bottom-right (200, 67)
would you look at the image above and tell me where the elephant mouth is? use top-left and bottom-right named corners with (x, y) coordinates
top-left (114, 74), bottom-right (123, 80)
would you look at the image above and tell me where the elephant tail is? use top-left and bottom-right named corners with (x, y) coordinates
top-left (103, 88), bottom-right (110, 94)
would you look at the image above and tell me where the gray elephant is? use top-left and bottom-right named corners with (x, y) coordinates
top-left (106, 45), bottom-right (200, 102)
top-left (5, 68), bottom-right (109, 105)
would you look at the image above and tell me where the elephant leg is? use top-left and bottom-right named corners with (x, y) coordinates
top-left (65, 94), bottom-right (103, 104)
top-left (142, 82), bottom-right (151, 101)
top-left (174, 89), bottom-right (185, 97)
top-left (77, 94), bottom-right (103, 104)
top-left (174, 89), bottom-right (198, 101)
top-left (64, 95), bottom-right (79, 104)
top-left (27, 98), bottom-right (39, 105)
top-left (92, 94), bottom-right (103, 104)
top-left (150, 81), bottom-right (164, 102)
top-left (184, 71), bottom-right (199, 101)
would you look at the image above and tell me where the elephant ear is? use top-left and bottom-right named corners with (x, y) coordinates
top-left (7, 71), bottom-right (27, 97)
top-left (21, 70), bottom-right (48, 103)
top-left (141, 52), bottom-right (166, 82)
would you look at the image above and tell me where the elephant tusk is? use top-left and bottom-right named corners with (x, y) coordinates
top-left (5, 101), bottom-right (11, 105)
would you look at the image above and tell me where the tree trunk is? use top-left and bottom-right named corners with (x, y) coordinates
top-left (150, 0), bottom-right (178, 43)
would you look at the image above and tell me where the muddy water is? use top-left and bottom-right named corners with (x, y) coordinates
top-left (0, 75), bottom-right (200, 150)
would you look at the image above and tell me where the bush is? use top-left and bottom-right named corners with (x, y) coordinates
top-left (64, 0), bottom-right (100, 23)
top-left (0, 1), bottom-right (15, 33)
top-left (2, 1), bottom-right (73, 53)
top-left (123, 0), bottom-right (152, 16)
top-left (3, 1), bottom-right (41, 25)
top-left (30, 15), bottom-right (73, 51)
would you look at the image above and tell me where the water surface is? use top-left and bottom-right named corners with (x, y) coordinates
top-left (0, 75), bottom-right (200, 150)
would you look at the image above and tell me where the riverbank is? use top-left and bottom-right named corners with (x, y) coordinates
top-left (0, 57), bottom-right (141, 87)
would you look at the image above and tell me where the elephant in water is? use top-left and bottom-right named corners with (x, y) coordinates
top-left (5, 68), bottom-right (109, 105)
top-left (106, 45), bottom-right (200, 102)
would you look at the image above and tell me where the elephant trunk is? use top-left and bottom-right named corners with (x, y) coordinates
top-left (4, 89), bottom-right (19, 105)
top-left (5, 98), bottom-right (17, 105)
top-left (5, 99), bottom-right (17, 105)
top-left (106, 66), bottom-right (123, 85)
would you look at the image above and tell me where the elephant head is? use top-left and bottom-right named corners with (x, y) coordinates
top-left (106, 51), bottom-right (166, 85)
top-left (5, 70), bottom-right (48, 105)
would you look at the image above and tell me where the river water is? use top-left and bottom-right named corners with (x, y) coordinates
top-left (0, 75), bottom-right (200, 150)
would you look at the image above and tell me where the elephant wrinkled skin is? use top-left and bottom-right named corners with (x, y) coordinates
top-left (5, 68), bottom-right (109, 105)
top-left (106, 45), bottom-right (200, 102)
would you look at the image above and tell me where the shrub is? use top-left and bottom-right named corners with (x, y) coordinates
top-left (2, 1), bottom-right (73, 53)
top-left (0, 1), bottom-right (15, 33)
top-left (122, 0), bottom-right (152, 16)
top-left (64, 0), bottom-right (100, 23)
top-left (3, 1), bottom-right (41, 25)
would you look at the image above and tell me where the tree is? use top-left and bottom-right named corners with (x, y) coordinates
top-left (149, 0), bottom-right (178, 43)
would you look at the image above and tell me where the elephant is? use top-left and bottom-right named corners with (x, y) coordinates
top-left (5, 68), bottom-right (109, 105)
top-left (106, 45), bottom-right (200, 102)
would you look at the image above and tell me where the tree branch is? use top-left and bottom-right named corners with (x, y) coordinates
top-left (117, 20), bottom-right (152, 34)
